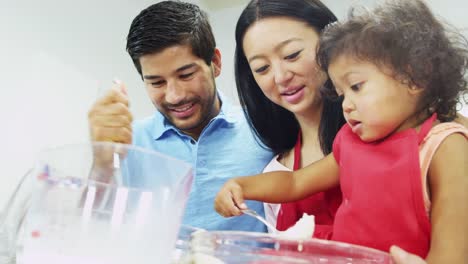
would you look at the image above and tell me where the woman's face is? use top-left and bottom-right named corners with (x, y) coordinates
top-left (243, 17), bottom-right (327, 115)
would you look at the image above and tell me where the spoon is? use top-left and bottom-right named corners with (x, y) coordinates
top-left (241, 209), bottom-right (317, 239)
top-left (241, 209), bottom-right (279, 234)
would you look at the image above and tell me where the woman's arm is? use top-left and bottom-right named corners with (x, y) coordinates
top-left (215, 153), bottom-right (340, 216)
top-left (425, 133), bottom-right (468, 263)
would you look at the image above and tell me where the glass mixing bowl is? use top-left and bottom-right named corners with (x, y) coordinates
top-left (187, 230), bottom-right (393, 264)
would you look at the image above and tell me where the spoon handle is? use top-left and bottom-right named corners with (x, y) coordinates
top-left (241, 209), bottom-right (279, 233)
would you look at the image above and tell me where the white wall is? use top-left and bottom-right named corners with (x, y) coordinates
top-left (0, 0), bottom-right (467, 208)
top-left (0, 0), bottom-right (157, 209)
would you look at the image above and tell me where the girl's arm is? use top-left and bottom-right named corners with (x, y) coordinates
top-left (425, 133), bottom-right (468, 263)
top-left (215, 153), bottom-right (340, 217)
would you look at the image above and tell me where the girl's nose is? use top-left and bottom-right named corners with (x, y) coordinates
top-left (342, 95), bottom-right (354, 113)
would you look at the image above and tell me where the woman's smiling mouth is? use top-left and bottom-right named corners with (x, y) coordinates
top-left (281, 85), bottom-right (305, 104)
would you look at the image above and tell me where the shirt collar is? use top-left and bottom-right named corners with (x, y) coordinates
top-left (152, 90), bottom-right (238, 140)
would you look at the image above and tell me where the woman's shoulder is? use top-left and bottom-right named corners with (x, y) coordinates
top-left (263, 155), bottom-right (292, 172)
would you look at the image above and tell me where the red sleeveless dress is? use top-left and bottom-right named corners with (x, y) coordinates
top-left (331, 114), bottom-right (438, 258)
top-left (276, 131), bottom-right (342, 239)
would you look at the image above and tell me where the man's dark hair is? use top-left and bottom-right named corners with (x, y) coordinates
top-left (126, 0), bottom-right (216, 76)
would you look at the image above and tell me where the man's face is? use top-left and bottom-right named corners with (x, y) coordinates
top-left (139, 45), bottom-right (222, 138)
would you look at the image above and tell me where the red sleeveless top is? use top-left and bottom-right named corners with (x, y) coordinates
top-left (276, 131), bottom-right (342, 239)
top-left (331, 114), bottom-right (437, 258)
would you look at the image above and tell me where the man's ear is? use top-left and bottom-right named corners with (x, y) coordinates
top-left (211, 48), bottom-right (222, 77)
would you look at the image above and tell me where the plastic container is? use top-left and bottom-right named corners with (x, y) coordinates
top-left (2, 142), bottom-right (193, 264)
top-left (188, 231), bottom-right (393, 263)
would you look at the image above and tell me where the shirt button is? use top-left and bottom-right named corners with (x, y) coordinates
top-left (190, 139), bottom-right (196, 145)
top-left (199, 160), bottom-right (206, 166)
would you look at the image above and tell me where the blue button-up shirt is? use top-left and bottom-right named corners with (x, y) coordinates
top-left (130, 93), bottom-right (273, 231)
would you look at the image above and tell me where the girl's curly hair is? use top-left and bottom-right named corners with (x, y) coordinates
top-left (317, 0), bottom-right (468, 121)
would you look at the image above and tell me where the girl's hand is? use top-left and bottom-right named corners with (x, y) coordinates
top-left (214, 179), bottom-right (247, 217)
top-left (390, 246), bottom-right (426, 264)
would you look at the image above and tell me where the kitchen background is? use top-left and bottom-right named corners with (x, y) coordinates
top-left (0, 0), bottom-right (466, 209)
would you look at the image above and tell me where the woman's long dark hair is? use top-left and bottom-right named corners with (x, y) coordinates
top-left (235, 0), bottom-right (345, 155)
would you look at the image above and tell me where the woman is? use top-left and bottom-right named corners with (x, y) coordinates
top-left (234, 0), bottom-right (345, 239)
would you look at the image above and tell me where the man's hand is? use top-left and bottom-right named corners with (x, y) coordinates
top-left (88, 82), bottom-right (133, 144)
top-left (390, 246), bottom-right (426, 264)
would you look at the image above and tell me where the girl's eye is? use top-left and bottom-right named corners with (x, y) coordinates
top-left (350, 82), bottom-right (363, 91)
top-left (284, 50), bottom-right (302, 60)
top-left (254, 65), bottom-right (269, 74)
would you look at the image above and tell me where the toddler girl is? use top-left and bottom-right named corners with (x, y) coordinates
top-left (215, 0), bottom-right (468, 262)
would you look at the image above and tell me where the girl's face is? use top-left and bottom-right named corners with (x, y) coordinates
top-left (242, 17), bottom-right (327, 116)
top-left (328, 55), bottom-right (422, 142)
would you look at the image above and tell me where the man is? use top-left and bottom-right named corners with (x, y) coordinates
top-left (87, 1), bottom-right (273, 231)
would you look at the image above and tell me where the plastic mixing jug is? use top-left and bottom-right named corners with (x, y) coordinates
top-left (2, 142), bottom-right (193, 264)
